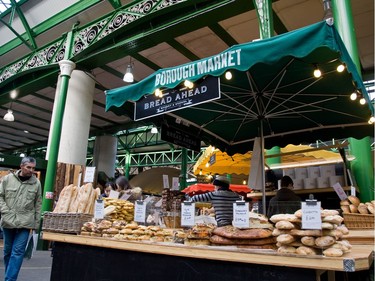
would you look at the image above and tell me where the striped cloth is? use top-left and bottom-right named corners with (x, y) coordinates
top-left (191, 190), bottom-right (241, 227)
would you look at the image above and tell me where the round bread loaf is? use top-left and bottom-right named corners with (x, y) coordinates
top-left (301, 236), bottom-right (315, 247)
top-left (340, 205), bottom-right (350, 213)
top-left (348, 195), bottom-right (360, 206)
top-left (277, 245), bottom-right (296, 254)
top-left (349, 204), bottom-right (358, 213)
top-left (323, 247), bottom-right (343, 257)
top-left (296, 246), bottom-right (317, 255)
top-left (340, 199), bottom-right (350, 206)
top-left (358, 203), bottom-right (369, 214)
top-left (315, 236), bottom-right (335, 248)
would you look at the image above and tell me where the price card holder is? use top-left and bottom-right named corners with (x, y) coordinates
top-left (350, 186), bottom-right (356, 197)
top-left (108, 190), bottom-right (119, 199)
top-left (181, 201), bottom-right (195, 227)
top-left (332, 183), bottom-right (348, 201)
top-left (134, 200), bottom-right (146, 223)
top-left (301, 195), bottom-right (321, 230)
top-left (94, 199), bottom-right (104, 219)
top-left (233, 201), bottom-right (249, 228)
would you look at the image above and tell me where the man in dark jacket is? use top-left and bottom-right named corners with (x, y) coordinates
top-left (267, 176), bottom-right (301, 218)
top-left (0, 157), bottom-right (42, 281)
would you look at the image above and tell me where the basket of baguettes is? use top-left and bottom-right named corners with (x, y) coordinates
top-left (42, 183), bottom-right (100, 233)
top-left (340, 195), bottom-right (374, 229)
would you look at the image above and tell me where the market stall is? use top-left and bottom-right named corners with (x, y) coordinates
top-left (44, 21), bottom-right (374, 281)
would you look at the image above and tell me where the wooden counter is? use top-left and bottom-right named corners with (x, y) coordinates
top-left (343, 229), bottom-right (374, 245)
top-left (42, 232), bottom-right (373, 272)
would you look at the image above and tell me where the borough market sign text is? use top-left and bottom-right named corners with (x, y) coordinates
top-left (135, 76), bottom-right (220, 120)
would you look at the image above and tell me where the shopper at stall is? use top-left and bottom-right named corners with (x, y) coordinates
top-left (267, 175), bottom-right (301, 218)
top-left (190, 175), bottom-right (241, 227)
top-left (0, 156), bottom-right (42, 281)
top-left (101, 181), bottom-right (115, 198)
top-left (115, 176), bottom-right (142, 202)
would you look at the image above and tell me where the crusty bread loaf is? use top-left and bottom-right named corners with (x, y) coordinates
top-left (67, 186), bottom-right (79, 213)
top-left (213, 226), bottom-right (272, 239)
top-left (315, 236), bottom-right (335, 248)
top-left (210, 235), bottom-right (276, 245)
top-left (277, 245), bottom-right (296, 254)
top-left (348, 195), bottom-right (360, 206)
top-left (321, 209), bottom-right (339, 217)
top-left (53, 184), bottom-right (74, 213)
top-left (340, 199), bottom-right (350, 206)
top-left (275, 221), bottom-right (295, 230)
top-left (323, 247), bottom-right (343, 257)
top-left (296, 246), bottom-right (317, 255)
top-left (270, 214), bottom-right (300, 223)
top-left (349, 204), bottom-right (358, 213)
top-left (77, 183), bottom-right (93, 213)
top-left (289, 229), bottom-right (321, 237)
top-left (276, 234), bottom-right (295, 244)
top-left (358, 203), bottom-right (369, 214)
top-left (301, 236), bottom-right (315, 247)
top-left (340, 205), bottom-right (350, 213)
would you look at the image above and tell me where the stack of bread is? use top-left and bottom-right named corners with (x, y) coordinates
top-left (270, 209), bottom-right (351, 257)
top-left (103, 198), bottom-right (134, 222)
top-left (53, 183), bottom-right (100, 215)
top-left (80, 220), bottom-right (181, 242)
top-left (209, 213), bottom-right (276, 249)
top-left (340, 195), bottom-right (374, 214)
top-left (184, 223), bottom-right (215, 246)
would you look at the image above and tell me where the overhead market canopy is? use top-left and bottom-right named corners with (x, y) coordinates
top-left (106, 21), bottom-right (374, 155)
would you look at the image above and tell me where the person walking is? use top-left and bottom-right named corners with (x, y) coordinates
top-left (0, 157), bottom-right (42, 281)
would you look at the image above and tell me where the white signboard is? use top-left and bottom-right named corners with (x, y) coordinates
top-left (332, 183), bottom-right (348, 201)
top-left (301, 201), bottom-right (322, 230)
top-left (351, 186), bottom-right (356, 197)
top-left (108, 190), bottom-right (119, 199)
top-left (94, 199), bottom-right (104, 219)
top-left (181, 202), bottom-right (195, 227)
top-left (171, 177), bottom-right (179, 191)
top-left (233, 202), bottom-right (249, 228)
top-left (84, 167), bottom-right (96, 183)
top-left (163, 175), bottom-right (170, 189)
top-left (134, 201), bottom-right (146, 223)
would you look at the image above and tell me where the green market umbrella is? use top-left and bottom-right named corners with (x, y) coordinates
top-left (106, 21), bottom-right (373, 213)
top-left (106, 21), bottom-right (373, 155)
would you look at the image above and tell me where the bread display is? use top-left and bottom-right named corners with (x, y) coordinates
top-left (270, 210), bottom-right (352, 257)
top-left (103, 198), bottom-right (135, 222)
top-left (341, 196), bottom-right (374, 214)
top-left (53, 184), bottom-right (100, 215)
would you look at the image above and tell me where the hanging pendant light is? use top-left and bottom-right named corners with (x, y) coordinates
top-left (3, 109), bottom-right (14, 122)
top-left (123, 57), bottom-right (134, 83)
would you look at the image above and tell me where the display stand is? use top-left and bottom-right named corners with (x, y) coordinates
top-left (43, 232), bottom-right (373, 281)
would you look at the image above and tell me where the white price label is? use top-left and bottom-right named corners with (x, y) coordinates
top-left (233, 202), bottom-right (249, 228)
top-left (332, 183), bottom-right (348, 201)
top-left (171, 177), bottom-right (179, 191)
top-left (301, 201), bottom-right (322, 230)
top-left (181, 203), bottom-right (195, 226)
top-left (351, 186), bottom-right (356, 197)
top-left (94, 199), bottom-right (105, 219)
top-left (84, 167), bottom-right (96, 183)
top-left (108, 190), bottom-right (119, 199)
top-left (163, 175), bottom-right (170, 189)
top-left (134, 201), bottom-right (146, 223)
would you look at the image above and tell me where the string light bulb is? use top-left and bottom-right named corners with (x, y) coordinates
top-left (336, 64), bottom-right (345, 72)
top-left (155, 88), bottom-right (163, 97)
top-left (313, 66), bottom-right (322, 78)
top-left (184, 80), bottom-right (194, 89)
top-left (359, 97), bottom-right (366, 105)
top-left (368, 116), bottom-right (375, 124)
top-left (225, 71), bottom-right (232, 80)
top-left (350, 92), bottom-right (358, 101)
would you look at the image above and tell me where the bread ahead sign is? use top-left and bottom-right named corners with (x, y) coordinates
top-left (134, 75), bottom-right (220, 121)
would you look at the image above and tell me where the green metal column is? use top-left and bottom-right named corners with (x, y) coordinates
top-left (253, 0), bottom-right (274, 39)
top-left (124, 152), bottom-right (131, 179)
top-left (331, 0), bottom-right (361, 74)
top-left (331, 1), bottom-right (373, 201)
top-left (349, 137), bottom-right (374, 202)
top-left (180, 148), bottom-right (188, 190)
top-left (41, 29), bottom-right (76, 214)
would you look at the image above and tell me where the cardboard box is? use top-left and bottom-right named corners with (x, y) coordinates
top-left (317, 177), bottom-right (330, 188)
top-left (303, 178), bottom-right (316, 189)
top-left (283, 168), bottom-right (295, 178)
top-left (329, 175), bottom-right (345, 187)
top-left (320, 165), bottom-right (336, 178)
top-left (307, 166), bottom-right (320, 178)
top-left (293, 178), bottom-right (304, 190)
top-left (294, 167), bottom-right (307, 179)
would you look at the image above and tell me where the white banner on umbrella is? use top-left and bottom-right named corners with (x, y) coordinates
top-left (248, 137), bottom-right (262, 190)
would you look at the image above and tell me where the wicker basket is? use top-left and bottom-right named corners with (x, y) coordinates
top-left (343, 213), bottom-right (374, 229)
top-left (42, 212), bottom-right (93, 234)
